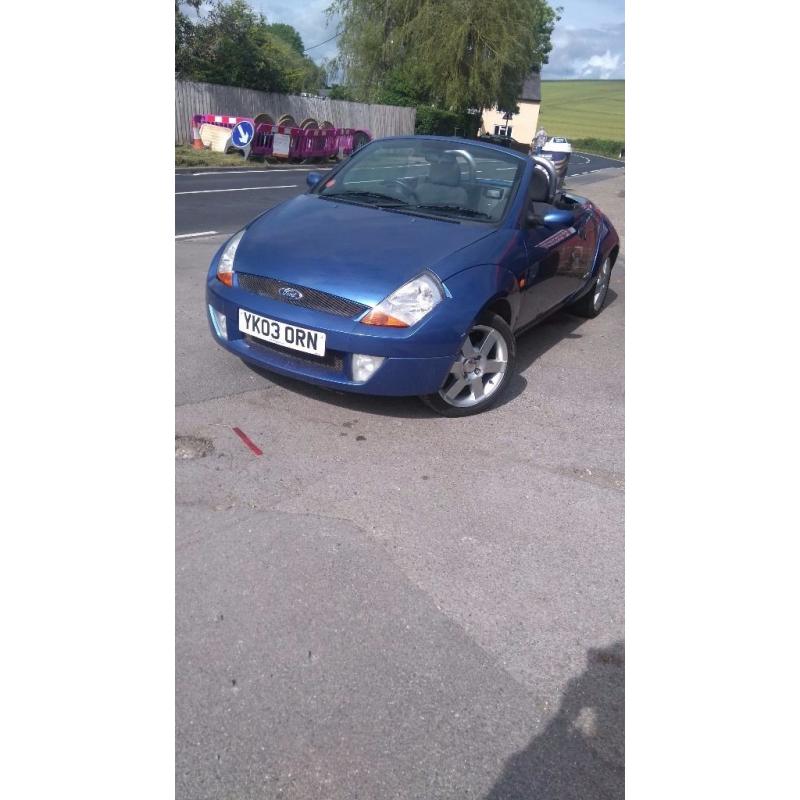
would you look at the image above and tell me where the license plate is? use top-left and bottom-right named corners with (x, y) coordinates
top-left (239, 309), bottom-right (326, 356)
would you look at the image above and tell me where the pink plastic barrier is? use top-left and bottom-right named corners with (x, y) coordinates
top-left (191, 113), bottom-right (251, 131)
top-left (190, 114), bottom-right (371, 160)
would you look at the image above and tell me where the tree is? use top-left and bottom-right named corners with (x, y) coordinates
top-left (266, 23), bottom-right (304, 54)
top-left (328, 0), bottom-right (558, 112)
top-left (175, 3), bottom-right (194, 77)
top-left (328, 84), bottom-right (356, 100)
top-left (175, 0), bottom-right (326, 93)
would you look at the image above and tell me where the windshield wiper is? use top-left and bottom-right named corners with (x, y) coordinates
top-left (410, 203), bottom-right (492, 220)
top-left (321, 191), bottom-right (408, 207)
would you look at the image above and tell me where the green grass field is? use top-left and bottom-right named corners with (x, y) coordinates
top-left (538, 80), bottom-right (625, 142)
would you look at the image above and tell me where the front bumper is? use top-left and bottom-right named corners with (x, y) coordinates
top-left (206, 277), bottom-right (459, 396)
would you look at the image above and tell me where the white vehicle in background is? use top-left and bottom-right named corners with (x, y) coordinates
top-left (539, 136), bottom-right (573, 188)
top-left (544, 136), bottom-right (571, 151)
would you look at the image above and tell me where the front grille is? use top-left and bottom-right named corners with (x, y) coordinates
top-left (237, 273), bottom-right (369, 318)
top-left (244, 335), bottom-right (345, 374)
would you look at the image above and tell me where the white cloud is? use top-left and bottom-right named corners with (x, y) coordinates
top-left (580, 50), bottom-right (621, 79)
top-left (543, 23), bottom-right (625, 80)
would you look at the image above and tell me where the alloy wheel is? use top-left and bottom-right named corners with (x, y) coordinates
top-left (439, 325), bottom-right (509, 408)
top-left (593, 257), bottom-right (611, 311)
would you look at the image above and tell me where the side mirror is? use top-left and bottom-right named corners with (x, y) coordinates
top-left (527, 206), bottom-right (574, 229)
top-left (542, 208), bottom-right (575, 229)
top-left (306, 171), bottom-right (323, 189)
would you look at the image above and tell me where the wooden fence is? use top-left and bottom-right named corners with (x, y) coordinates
top-left (175, 80), bottom-right (416, 144)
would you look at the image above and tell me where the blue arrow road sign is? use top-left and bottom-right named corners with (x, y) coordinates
top-left (231, 120), bottom-right (254, 149)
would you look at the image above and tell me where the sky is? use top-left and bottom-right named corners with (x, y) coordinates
top-left (542, 0), bottom-right (625, 79)
top-left (252, 1), bottom-right (341, 64)
top-left (182, 1), bottom-right (625, 81)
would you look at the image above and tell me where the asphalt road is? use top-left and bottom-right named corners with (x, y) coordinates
top-left (175, 151), bottom-right (623, 236)
top-left (176, 169), bottom-right (625, 799)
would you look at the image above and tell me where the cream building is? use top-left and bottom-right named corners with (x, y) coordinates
top-left (480, 72), bottom-right (541, 146)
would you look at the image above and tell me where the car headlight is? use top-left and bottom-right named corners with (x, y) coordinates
top-left (217, 229), bottom-right (245, 287)
top-left (361, 272), bottom-right (444, 328)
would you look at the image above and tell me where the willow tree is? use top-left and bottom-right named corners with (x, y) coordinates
top-left (328, 0), bottom-right (559, 110)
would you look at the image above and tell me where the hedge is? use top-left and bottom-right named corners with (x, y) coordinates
top-left (570, 138), bottom-right (625, 159)
top-left (415, 107), bottom-right (481, 138)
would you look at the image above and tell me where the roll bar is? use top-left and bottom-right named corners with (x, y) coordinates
top-left (530, 156), bottom-right (558, 203)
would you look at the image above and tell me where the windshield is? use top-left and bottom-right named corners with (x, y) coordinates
top-left (316, 139), bottom-right (524, 223)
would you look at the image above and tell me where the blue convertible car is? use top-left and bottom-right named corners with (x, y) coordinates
top-left (207, 136), bottom-right (619, 416)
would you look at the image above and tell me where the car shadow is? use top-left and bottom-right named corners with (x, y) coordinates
top-left (243, 364), bottom-right (435, 419)
top-left (484, 641), bottom-right (624, 800)
top-left (241, 289), bottom-right (619, 418)
top-left (498, 288), bottom-right (618, 408)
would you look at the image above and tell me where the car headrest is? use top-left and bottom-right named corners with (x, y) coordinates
top-left (428, 158), bottom-right (461, 187)
top-left (530, 164), bottom-right (551, 202)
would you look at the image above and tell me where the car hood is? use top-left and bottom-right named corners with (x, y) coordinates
top-left (234, 194), bottom-right (497, 306)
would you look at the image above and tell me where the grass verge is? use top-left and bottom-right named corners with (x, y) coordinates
top-left (175, 145), bottom-right (269, 168)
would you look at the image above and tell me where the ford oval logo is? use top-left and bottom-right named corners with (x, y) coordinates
top-left (278, 287), bottom-right (303, 301)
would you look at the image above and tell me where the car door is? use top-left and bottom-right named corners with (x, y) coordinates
top-left (567, 206), bottom-right (600, 287)
top-left (517, 202), bottom-right (600, 327)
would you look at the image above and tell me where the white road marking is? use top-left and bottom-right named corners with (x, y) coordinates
top-left (350, 164), bottom-right (428, 173)
top-left (344, 178), bottom-right (421, 184)
top-left (176, 185), bottom-right (297, 195)
top-left (175, 230), bottom-right (219, 239)
top-left (573, 151), bottom-right (625, 163)
top-left (182, 168), bottom-right (332, 176)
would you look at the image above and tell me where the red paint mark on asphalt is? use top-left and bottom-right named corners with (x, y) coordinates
top-left (232, 427), bottom-right (263, 456)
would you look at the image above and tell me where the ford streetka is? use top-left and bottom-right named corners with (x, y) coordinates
top-left (206, 136), bottom-right (620, 416)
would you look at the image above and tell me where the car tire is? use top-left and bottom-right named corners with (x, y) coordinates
top-left (569, 256), bottom-right (612, 318)
top-left (420, 311), bottom-right (516, 417)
